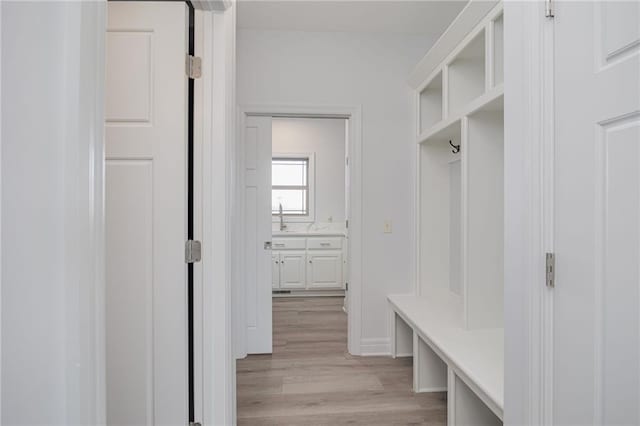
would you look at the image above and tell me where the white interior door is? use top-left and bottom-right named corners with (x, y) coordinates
top-left (553, 2), bottom-right (640, 424)
top-left (344, 120), bottom-right (350, 311)
top-left (105, 3), bottom-right (188, 424)
top-left (243, 115), bottom-right (273, 354)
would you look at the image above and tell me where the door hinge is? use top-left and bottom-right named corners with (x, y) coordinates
top-left (346, 220), bottom-right (349, 229)
top-left (185, 240), bottom-right (202, 263)
top-left (345, 282), bottom-right (349, 291)
top-left (545, 252), bottom-right (555, 288)
top-left (346, 157), bottom-right (349, 166)
top-left (545, 0), bottom-right (554, 18)
top-left (186, 55), bottom-right (202, 79)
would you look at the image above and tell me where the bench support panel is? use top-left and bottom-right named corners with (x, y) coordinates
top-left (449, 367), bottom-right (502, 426)
top-left (413, 332), bottom-right (448, 393)
top-left (390, 311), bottom-right (413, 358)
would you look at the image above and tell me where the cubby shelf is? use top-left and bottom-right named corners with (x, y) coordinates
top-left (418, 84), bottom-right (503, 145)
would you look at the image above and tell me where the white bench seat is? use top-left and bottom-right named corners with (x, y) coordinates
top-left (388, 293), bottom-right (504, 421)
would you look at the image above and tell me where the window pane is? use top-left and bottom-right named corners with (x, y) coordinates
top-left (272, 159), bottom-right (307, 186)
top-left (272, 189), bottom-right (307, 215)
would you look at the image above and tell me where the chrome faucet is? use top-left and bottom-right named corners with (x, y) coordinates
top-left (279, 203), bottom-right (287, 231)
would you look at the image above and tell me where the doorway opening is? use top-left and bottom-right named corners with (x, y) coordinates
top-left (236, 106), bottom-right (362, 361)
top-left (269, 115), bottom-right (350, 354)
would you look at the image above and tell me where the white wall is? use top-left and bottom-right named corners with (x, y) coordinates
top-left (238, 29), bottom-right (434, 349)
top-left (272, 117), bottom-right (346, 226)
top-left (1, 2), bottom-right (106, 424)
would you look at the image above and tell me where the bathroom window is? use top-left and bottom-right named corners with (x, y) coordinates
top-left (272, 154), bottom-right (315, 220)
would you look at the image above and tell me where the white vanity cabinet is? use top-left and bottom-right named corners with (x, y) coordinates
top-left (271, 234), bottom-right (346, 293)
top-left (307, 251), bottom-right (343, 289)
top-left (272, 254), bottom-right (280, 289)
top-left (279, 251), bottom-right (307, 289)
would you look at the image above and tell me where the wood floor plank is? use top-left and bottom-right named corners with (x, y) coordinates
top-left (237, 297), bottom-right (447, 425)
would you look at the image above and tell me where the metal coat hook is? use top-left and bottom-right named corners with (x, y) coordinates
top-left (449, 140), bottom-right (460, 154)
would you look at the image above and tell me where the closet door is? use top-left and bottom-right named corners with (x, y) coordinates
top-left (242, 115), bottom-right (273, 354)
top-left (105, 2), bottom-right (189, 425)
top-left (552, 2), bottom-right (640, 424)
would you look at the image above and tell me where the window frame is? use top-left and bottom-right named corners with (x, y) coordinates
top-left (271, 152), bottom-right (315, 223)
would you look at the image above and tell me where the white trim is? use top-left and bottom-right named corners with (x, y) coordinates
top-left (271, 152), bottom-right (316, 223)
top-left (503, 2), bottom-right (552, 425)
top-left (191, 0), bottom-right (231, 12)
top-left (235, 103), bottom-right (364, 357)
top-left (198, 4), bottom-right (236, 426)
top-left (359, 338), bottom-right (391, 356)
top-left (63, 3), bottom-right (107, 423)
top-left (0, 1), bottom-right (3, 418)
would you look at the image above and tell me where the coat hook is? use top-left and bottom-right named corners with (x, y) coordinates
top-left (449, 140), bottom-right (460, 154)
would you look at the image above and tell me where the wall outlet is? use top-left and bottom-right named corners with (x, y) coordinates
top-left (384, 220), bottom-right (392, 234)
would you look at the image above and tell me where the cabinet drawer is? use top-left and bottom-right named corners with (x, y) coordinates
top-left (272, 238), bottom-right (306, 250)
top-left (307, 237), bottom-right (342, 250)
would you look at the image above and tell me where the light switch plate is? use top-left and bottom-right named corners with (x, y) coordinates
top-left (384, 220), bottom-right (392, 233)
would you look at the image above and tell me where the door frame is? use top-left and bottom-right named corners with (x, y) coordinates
top-left (234, 104), bottom-right (363, 359)
top-left (194, 5), bottom-right (236, 426)
top-left (503, 2), bottom-right (554, 425)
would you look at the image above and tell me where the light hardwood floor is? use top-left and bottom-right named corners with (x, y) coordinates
top-left (236, 297), bottom-right (447, 425)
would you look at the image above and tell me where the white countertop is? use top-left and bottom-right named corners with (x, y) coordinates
top-left (272, 231), bottom-right (346, 237)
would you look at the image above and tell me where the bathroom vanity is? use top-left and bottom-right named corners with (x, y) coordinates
top-left (271, 231), bottom-right (347, 294)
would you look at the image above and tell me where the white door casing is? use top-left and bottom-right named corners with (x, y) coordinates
top-left (243, 115), bottom-right (273, 354)
top-left (105, 3), bottom-right (188, 424)
top-left (553, 2), bottom-right (640, 425)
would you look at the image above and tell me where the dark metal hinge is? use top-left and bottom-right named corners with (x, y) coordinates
top-left (546, 253), bottom-right (555, 288)
top-left (186, 240), bottom-right (202, 263)
top-left (186, 55), bottom-right (202, 79)
top-left (545, 0), bottom-right (555, 18)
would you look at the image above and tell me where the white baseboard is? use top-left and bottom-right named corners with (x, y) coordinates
top-left (359, 337), bottom-right (391, 356)
top-left (272, 290), bottom-right (345, 298)
top-left (396, 352), bottom-right (413, 358)
top-left (416, 386), bottom-right (447, 393)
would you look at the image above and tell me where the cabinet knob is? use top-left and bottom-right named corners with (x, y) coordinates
top-left (309, 260), bottom-right (312, 264)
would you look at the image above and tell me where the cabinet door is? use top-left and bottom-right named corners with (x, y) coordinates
top-left (307, 252), bottom-right (343, 289)
top-left (272, 253), bottom-right (280, 289)
top-left (280, 251), bottom-right (306, 289)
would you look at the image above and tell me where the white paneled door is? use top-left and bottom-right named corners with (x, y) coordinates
top-left (243, 115), bottom-right (273, 354)
top-left (553, 2), bottom-right (640, 424)
top-left (105, 2), bottom-right (188, 425)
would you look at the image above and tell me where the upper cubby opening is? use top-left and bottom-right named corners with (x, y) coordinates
top-left (448, 31), bottom-right (486, 116)
top-left (493, 14), bottom-right (504, 86)
top-left (419, 72), bottom-right (443, 133)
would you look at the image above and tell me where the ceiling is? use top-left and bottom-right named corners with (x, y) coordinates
top-left (237, 1), bottom-right (468, 36)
